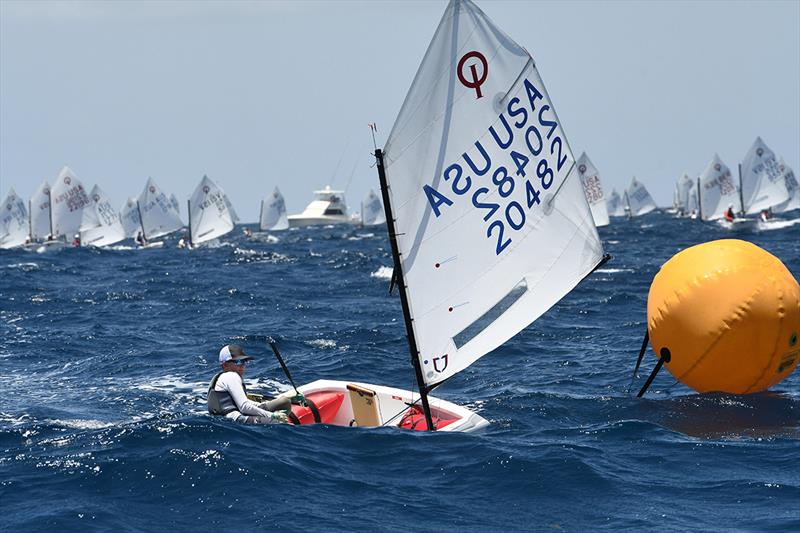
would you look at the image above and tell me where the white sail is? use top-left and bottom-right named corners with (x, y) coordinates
top-left (676, 173), bottom-right (694, 214)
top-left (361, 189), bottom-right (386, 226)
top-left (137, 177), bottom-right (183, 239)
top-left (576, 152), bottom-right (609, 227)
top-left (29, 180), bottom-right (52, 241)
top-left (189, 175), bottom-right (235, 245)
top-left (687, 180), bottom-right (699, 216)
top-left (698, 154), bottom-right (738, 221)
top-left (223, 193), bottom-right (240, 224)
top-left (624, 177), bottom-right (656, 216)
top-left (120, 197), bottom-right (142, 238)
top-left (773, 159), bottom-right (799, 213)
top-left (259, 187), bottom-right (289, 231)
top-left (79, 185), bottom-right (126, 247)
top-left (50, 166), bottom-right (91, 239)
top-left (607, 189), bottom-right (624, 217)
top-left (739, 137), bottom-right (789, 214)
top-left (0, 188), bottom-right (29, 249)
top-left (382, 0), bottom-right (604, 388)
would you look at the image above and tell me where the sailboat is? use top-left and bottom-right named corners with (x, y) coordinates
top-left (259, 187), bottom-right (289, 231)
top-left (50, 166), bottom-right (91, 243)
top-left (623, 177), bottom-right (656, 217)
top-left (78, 185), bottom-right (126, 247)
top-left (287, 186), bottom-right (351, 227)
top-left (135, 177), bottom-right (183, 246)
top-left (120, 197), bottom-right (143, 239)
top-left (28, 180), bottom-right (54, 245)
top-left (576, 152), bottom-right (609, 227)
top-left (276, 0), bottom-right (607, 431)
top-left (187, 175), bottom-right (236, 247)
top-left (360, 189), bottom-right (386, 227)
top-left (773, 159), bottom-right (799, 214)
top-left (607, 189), bottom-right (625, 217)
top-left (698, 154), bottom-right (739, 221)
top-left (738, 137), bottom-right (790, 216)
top-left (0, 188), bottom-right (28, 249)
top-left (675, 173), bottom-right (695, 217)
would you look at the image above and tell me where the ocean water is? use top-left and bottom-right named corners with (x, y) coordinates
top-left (1, 212), bottom-right (799, 531)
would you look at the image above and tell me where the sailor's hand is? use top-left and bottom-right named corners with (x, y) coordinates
top-left (290, 393), bottom-right (306, 405)
top-left (271, 411), bottom-right (289, 424)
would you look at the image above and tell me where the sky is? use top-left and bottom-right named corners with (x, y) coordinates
top-left (1, 0), bottom-right (798, 222)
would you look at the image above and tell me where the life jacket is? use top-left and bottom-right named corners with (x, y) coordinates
top-left (207, 371), bottom-right (246, 415)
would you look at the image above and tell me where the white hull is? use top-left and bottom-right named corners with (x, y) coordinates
top-left (287, 215), bottom-right (355, 228)
top-left (280, 379), bottom-right (488, 432)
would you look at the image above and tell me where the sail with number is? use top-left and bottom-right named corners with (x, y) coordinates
top-left (576, 152), bottom-right (609, 227)
top-left (50, 166), bottom-right (91, 239)
top-left (259, 187), bottom-right (289, 231)
top-left (624, 177), bottom-right (656, 216)
top-left (137, 178), bottom-right (183, 240)
top-left (699, 154), bottom-right (738, 221)
top-left (361, 189), bottom-right (386, 227)
top-left (381, 0), bottom-right (604, 388)
top-left (79, 185), bottom-right (126, 247)
top-left (29, 180), bottom-right (52, 241)
top-left (0, 188), bottom-right (28, 249)
top-left (189, 175), bottom-right (235, 245)
top-left (773, 159), bottom-right (799, 213)
top-left (120, 198), bottom-right (142, 238)
top-left (739, 137), bottom-right (789, 215)
top-left (169, 193), bottom-right (181, 218)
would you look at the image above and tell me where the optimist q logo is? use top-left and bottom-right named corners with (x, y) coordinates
top-left (149, 186), bottom-right (156, 193)
top-left (203, 185), bottom-right (210, 194)
top-left (457, 51), bottom-right (488, 99)
top-left (578, 164), bottom-right (587, 174)
top-left (756, 148), bottom-right (764, 157)
top-left (714, 163), bottom-right (721, 171)
top-left (93, 194), bottom-right (100, 202)
top-left (64, 176), bottom-right (71, 185)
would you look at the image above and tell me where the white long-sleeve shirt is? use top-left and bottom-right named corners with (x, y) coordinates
top-left (214, 371), bottom-right (276, 420)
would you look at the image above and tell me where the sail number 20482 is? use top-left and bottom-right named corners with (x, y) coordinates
top-left (422, 78), bottom-right (569, 255)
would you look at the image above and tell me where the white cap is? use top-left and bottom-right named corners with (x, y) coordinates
top-left (219, 344), bottom-right (253, 364)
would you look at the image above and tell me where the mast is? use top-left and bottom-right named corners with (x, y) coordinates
top-left (258, 198), bottom-right (264, 231)
top-left (738, 163), bottom-right (745, 215)
top-left (187, 199), bottom-right (193, 246)
top-left (374, 148), bottom-right (435, 431)
top-left (28, 198), bottom-right (32, 242)
top-left (697, 177), bottom-right (702, 220)
top-left (136, 200), bottom-right (147, 240)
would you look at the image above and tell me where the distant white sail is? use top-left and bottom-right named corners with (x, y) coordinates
top-left (361, 189), bottom-right (386, 226)
top-left (739, 137), bottom-right (789, 214)
top-left (259, 187), bottom-right (289, 231)
top-left (79, 185), bottom-right (126, 247)
top-left (0, 188), bottom-right (29, 249)
top-left (189, 175), bottom-right (235, 245)
top-left (607, 189), bottom-right (625, 217)
top-left (137, 177), bottom-right (183, 239)
top-left (624, 177), bottom-right (656, 216)
top-left (676, 173), bottom-right (694, 214)
top-left (50, 166), bottom-right (91, 239)
top-left (773, 159), bottom-right (799, 213)
top-left (698, 155), bottom-right (737, 220)
top-left (382, 0), bottom-right (604, 387)
top-left (687, 180), bottom-right (699, 215)
top-left (119, 197), bottom-right (142, 238)
top-left (29, 180), bottom-right (52, 241)
top-left (576, 152), bottom-right (609, 227)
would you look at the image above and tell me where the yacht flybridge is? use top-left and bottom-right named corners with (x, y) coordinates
top-left (287, 186), bottom-right (352, 228)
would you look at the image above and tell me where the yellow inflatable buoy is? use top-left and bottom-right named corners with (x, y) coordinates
top-left (647, 239), bottom-right (800, 394)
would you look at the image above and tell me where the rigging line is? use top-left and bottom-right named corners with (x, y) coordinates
top-left (328, 136), bottom-right (355, 187)
top-left (342, 146), bottom-right (367, 194)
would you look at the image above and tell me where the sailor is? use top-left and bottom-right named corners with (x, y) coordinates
top-left (760, 209), bottom-right (770, 222)
top-left (136, 231), bottom-right (147, 247)
top-left (72, 234), bottom-right (81, 247)
top-left (243, 228), bottom-right (253, 237)
top-left (207, 344), bottom-right (293, 424)
top-left (177, 235), bottom-right (189, 249)
top-left (724, 205), bottom-right (735, 222)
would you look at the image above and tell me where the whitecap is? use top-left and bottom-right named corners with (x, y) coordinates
top-left (370, 266), bottom-right (393, 280)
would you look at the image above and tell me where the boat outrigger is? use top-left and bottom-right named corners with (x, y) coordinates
top-left (274, 0), bottom-right (607, 432)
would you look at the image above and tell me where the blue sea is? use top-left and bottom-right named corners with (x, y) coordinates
top-left (2, 212), bottom-right (799, 531)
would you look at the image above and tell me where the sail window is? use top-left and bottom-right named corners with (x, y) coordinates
top-left (453, 280), bottom-right (528, 349)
